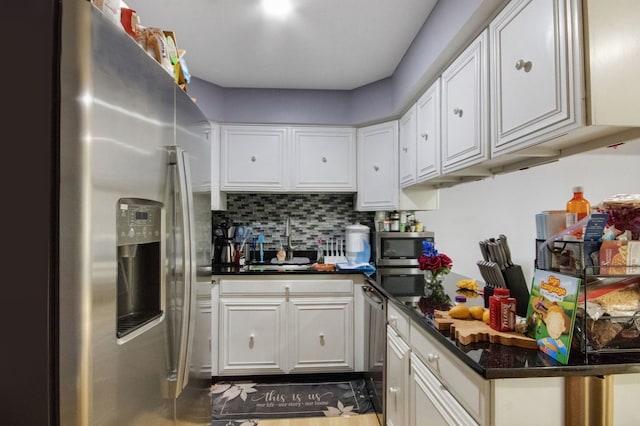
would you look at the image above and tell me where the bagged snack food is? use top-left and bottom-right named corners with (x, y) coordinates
top-left (602, 194), bottom-right (640, 239)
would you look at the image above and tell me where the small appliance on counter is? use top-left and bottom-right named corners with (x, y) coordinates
top-left (345, 223), bottom-right (371, 264)
top-left (213, 221), bottom-right (236, 265)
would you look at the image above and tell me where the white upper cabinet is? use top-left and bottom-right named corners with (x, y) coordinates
top-left (356, 121), bottom-right (399, 211)
top-left (220, 124), bottom-right (356, 192)
top-left (220, 125), bottom-right (289, 191)
top-left (399, 104), bottom-right (417, 188)
top-left (490, 0), bottom-right (640, 158)
top-left (291, 126), bottom-right (356, 191)
top-left (490, 0), bottom-right (580, 156)
top-left (399, 78), bottom-right (442, 188)
top-left (416, 78), bottom-right (441, 183)
top-left (441, 30), bottom-right (489, 174)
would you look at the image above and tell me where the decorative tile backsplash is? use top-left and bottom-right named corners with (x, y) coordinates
top-left (212, 193), bottom-right (375, 250)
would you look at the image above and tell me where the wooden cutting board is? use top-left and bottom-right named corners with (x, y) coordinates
top-left (433, 310), bottom-right (537, 349)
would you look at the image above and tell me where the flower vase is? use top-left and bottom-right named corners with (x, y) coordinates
top-left (419, 270), bottom-right (452, 316)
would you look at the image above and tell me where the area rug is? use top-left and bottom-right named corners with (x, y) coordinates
top-left (210, 379), bottom-right (374, 425)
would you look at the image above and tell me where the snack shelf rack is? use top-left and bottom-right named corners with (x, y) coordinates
top-left (535, 239), bottom-right (640, 356)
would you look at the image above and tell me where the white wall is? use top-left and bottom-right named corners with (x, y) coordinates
top-left (416, 140), bottom-right (640, 288)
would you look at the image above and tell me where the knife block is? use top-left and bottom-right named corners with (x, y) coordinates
top-left (502, 265), bottom-right (530, 317)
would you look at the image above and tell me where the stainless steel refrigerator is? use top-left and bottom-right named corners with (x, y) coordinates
top-left (6, 1), bottom-right (211, 424)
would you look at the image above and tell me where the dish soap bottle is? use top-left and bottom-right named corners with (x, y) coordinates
top-left (277, 244), bottom-right (286, 262)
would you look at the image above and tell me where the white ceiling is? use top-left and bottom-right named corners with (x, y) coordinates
top-left (125, 0), bottom-right (438, 90)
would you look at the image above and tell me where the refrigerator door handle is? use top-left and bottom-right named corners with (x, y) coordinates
top-left (165, 146), bottom-right (197, 399)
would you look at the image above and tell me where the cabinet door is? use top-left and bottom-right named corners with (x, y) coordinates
top-left (441, 30), bottom-right (489, 174)
top-left (291, 127), bottom-right (356, 191)
top-left (208, 122), bottom-right (226, 210)
top-left (288, 297), bottom-right (354, 372)
top-left (490, 0), bottom-right (578, 156)
top-left (218, 298), bottom-right (287, 375)
top-left (410, 353), bottom-right (478, 426)
top-left (386, 327), bottom-right (410, 426)
top-left (220, 125), bottom-right (288, 191)
top-left (192, 283), bottom-right (213, 378)
top-left (416, 78), bottom-right (441, 182)
top-left (356, 121), bottom-right (399, 211)
top-left (399, 104), bottom-right (417, 188)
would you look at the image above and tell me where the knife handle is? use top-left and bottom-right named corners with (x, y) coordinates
top-left (499, 234), bottom-right (513, 265)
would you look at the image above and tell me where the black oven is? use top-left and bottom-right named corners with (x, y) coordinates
top-left (376, 267), bottom-right (425, 305)
top-left (374, 231), bottom-right (434, 267)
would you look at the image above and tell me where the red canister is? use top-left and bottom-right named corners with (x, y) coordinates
top-left (489, 288), bottom-right (516, 332)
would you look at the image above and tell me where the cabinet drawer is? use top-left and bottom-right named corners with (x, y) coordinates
top-left (410, 324), bottom-right (489, 425)
top-left (219, 279), bottom-right (353, 295)
top-left (387, 302), bottom-right (410, 339)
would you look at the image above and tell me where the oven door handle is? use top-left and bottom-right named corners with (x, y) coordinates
top-left (362, 285), bottom-right (385, 311)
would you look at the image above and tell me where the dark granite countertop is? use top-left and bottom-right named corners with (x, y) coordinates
top-left (212, 265), bottom-right (363, 275)
top-left (209, 261), bottom-right (640, 379)
top-left (368, 272), bottom-right (640, 380)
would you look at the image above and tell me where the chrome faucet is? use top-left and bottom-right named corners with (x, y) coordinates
top-left (284, 216), bottom-right (297, 260)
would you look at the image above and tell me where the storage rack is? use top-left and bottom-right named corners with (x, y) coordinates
top-left (535, 239), bottom-right (640, 356)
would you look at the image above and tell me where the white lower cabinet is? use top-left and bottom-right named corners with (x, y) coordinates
top-left (219, 298), bottom-right (288, 374)
top-left (214, 277), bottom-right (356, 376)
top-left (288, 297), bottom-right (353, 372)
top-left (191, 281), bottom-right (214, 378)
top-left (410, 352), bottom-right (478, 426)
top-left (386, 326), bottom-right (410, 426)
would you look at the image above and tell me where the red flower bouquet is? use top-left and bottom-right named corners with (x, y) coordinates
top-left (418, 241), bottom-right (453, 275)
top-left (418, 241), bottom-right (452, 314)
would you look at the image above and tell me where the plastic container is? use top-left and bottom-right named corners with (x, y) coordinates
top-left (390, 211), bottom-right (400, 232)
top-left (345, 223), bottom-right (370, 263)
top-left (489, 288), bottom-right (516, 332)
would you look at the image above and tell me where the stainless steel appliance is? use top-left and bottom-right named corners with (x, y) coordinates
top-left (375, 231), bottom-right (434, 267)
top-left (367, 231), bottom-right (434, 425)
top-left (375, 267), bottom-right (426, 306)
top-left (361, 283), bottom-right (387, 426)
top-left (9, 2), bottom-right (211, 424)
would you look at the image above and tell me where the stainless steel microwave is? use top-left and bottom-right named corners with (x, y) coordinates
top-left (374, 231), bottom-right (434, 267)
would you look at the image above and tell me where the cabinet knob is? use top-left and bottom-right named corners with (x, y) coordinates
top-left (321, 156), bottom-right (327, 163)
top-left (427, 353), bottom-right (439, 362)
top-left (515, 59), bottom-right (532, 72)
top-left (453, 108), bottom-right (463, 117)
top-left (373, 165), bottom-right (380, 172)
top-left (421, 133), bottom-right (428, 140)
top-left (250, 156), bottom-right (257, 162)
top-left (249, 334), bottom-right (255, 348)
top-left (402, 147), bottom-right (408, 153)
top-left (319, 333), bottom-right (325, 345)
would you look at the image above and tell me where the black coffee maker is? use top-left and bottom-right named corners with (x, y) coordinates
top-left (213, 221), bottom-right (235, 265)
